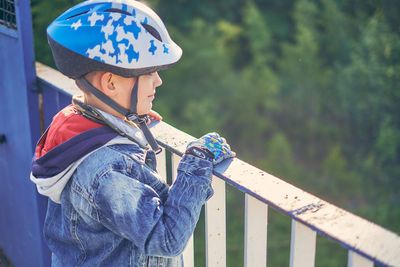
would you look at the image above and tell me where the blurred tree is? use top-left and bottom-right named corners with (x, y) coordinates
top-left (334, 8), bottom-right (400, 232)
top-left (277, 0), bottom-right (334, 165)
top-left (264, 133), bottom-right (296, 180)
top-left (223, 0), bottom-right (279, 157)
top-left (155, 0), bottom-right (244, 31)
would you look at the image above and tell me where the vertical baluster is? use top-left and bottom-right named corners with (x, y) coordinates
top-left (290, 220), bottom-right (316, 267)
top-left (171, 153), bottom-right (178, 182)
top-left (348, 251), bottom-right (374, 267)
top-left (205, 177), bottom-right (226, 267)
top-left (244, 194), bottom-right (268, 267)
top-left (183, 233), bottom-right (194, 267)
top-left (171, 153), bottom-right (194, 267)
top-left (155, 148), bottom-right (166, 183)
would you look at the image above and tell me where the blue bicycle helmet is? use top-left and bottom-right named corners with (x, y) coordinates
top-left (47, 0), bottom-right (182, 78)
top-left (47, 0), bottom-right (182, 152)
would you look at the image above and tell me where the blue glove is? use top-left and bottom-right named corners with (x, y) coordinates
top-left (186, 132), bottom-right (235, 165)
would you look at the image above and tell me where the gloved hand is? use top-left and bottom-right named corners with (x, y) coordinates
top-left (186, 132), bottom-right (235, 165)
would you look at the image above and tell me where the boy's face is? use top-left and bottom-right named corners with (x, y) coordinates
top-left (137, 72), bottom-right (163, 115)
top-left (115, 72), bottom-right (162, 116)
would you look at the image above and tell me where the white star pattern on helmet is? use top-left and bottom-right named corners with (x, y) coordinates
top-left (101, 19), bottom-right (114, 39)
top-left (124, 16), bottom-right (134, 26)
top-left (88, 12), bottom-right (104, 26)
top-left (110, 13), bottom-right (121, 22)
top-left (118, 43), bottom-right (129, 64)
top-left (86, 43), bottom-right (117, 64)
top-left (71, 19), bottom-right (82, 30)
top-left (86, 44), bottom-right (101, 59)
top-left (115, 26), bottom-right (135, 46)
top-left (102, 39), bottom-right (115, 55)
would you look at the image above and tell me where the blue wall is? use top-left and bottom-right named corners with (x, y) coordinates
top-left (0, 1), bottom-right (50, 266)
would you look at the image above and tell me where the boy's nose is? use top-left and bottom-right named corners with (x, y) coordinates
top-left (154, 72), bottom-right (162, 87)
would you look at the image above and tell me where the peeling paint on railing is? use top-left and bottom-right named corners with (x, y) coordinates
top-left (290, 202), bottom-right (325, 216)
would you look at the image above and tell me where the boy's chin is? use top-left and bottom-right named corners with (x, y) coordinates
top-left (138, 109), bottom-right (151, 117)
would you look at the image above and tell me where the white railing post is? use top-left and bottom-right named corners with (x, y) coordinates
top-left (348, 251), bottom-right (374, 267)
top-left (244, 194), bottom-right (268, 267)
top-left (171, 153), bottom-right (194, 267)
top-left (205, 177), bottom-right (226, 267)
top-left (155, 148), bottom-right (167, 183)
top-left (290, 220), bottom-right (317, 267)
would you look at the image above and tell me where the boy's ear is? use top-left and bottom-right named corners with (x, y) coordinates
top-left (100, 72), bottom-right (116, 96)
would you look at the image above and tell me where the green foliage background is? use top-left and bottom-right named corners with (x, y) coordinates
top-left (31, 0), bottom-right (399, 265)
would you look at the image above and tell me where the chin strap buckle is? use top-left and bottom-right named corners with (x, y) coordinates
top-left (125, 112), bottom-right (139, 122)
top-left (127, 113), bottom-right (162, 154)
top-left (154, 147), bottom-right (163, 155)
top-left (138, 115), bottom-right (150, 124)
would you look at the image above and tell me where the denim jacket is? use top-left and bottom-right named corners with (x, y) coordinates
top-left (31, 104), bottom-right (214, 266)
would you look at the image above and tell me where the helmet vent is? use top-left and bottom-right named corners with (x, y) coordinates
top-left (66, 10), bottom-right (89, 20)
top-left (104, 8), bottom-right (132, 16)
top-left (141, 23), bottom-right (162, 42)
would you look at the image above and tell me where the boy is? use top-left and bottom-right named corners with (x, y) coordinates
top-left (30, 1), bottom-right (234, 266)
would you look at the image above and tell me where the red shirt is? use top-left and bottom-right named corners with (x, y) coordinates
top-left (36, 105), bottom-right (103, 158)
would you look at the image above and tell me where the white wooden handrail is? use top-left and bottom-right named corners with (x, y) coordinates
top-left (36, 62), bottom-right (400, 267)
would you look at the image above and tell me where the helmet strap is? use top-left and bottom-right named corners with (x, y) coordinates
top-left (137, 120), bottom-right (162, 154)
top-left (78, 77), bottom-right (130, 117)
top-left (78, 77), bottom-right (162, 153)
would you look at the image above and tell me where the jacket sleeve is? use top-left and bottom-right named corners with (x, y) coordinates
top-left (94, 154), bottom-right (213, 257)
